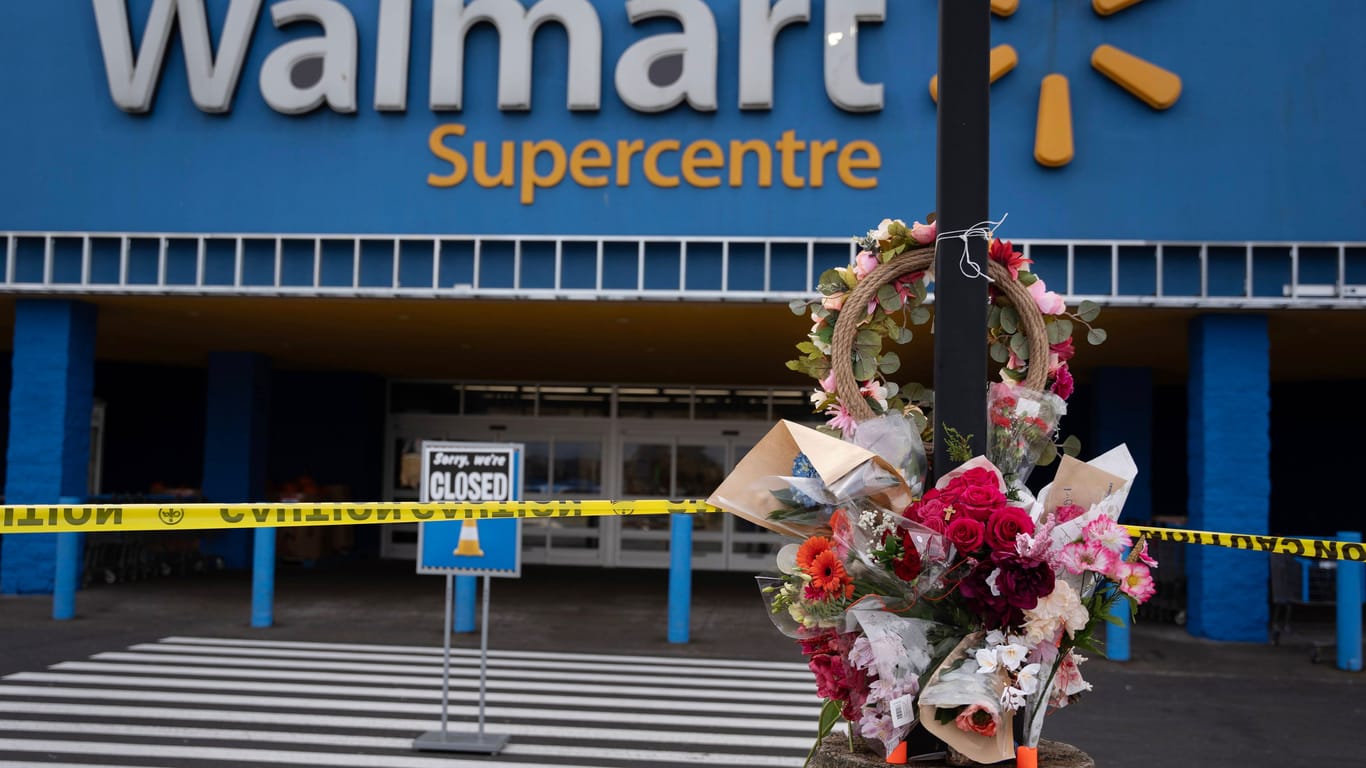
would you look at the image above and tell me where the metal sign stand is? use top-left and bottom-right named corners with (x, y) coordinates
top-left (413, 573), bottom-right (508, 754)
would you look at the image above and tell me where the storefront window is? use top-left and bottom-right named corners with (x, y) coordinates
top-left (553, 441), bottom-right (602, 496)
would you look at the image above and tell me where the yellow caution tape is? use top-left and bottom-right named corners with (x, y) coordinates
top-left (0, 500), bottom-right (717, 535)
top-left (1125, 525), bottom-right (1365, 563)
top-left (0, 502), bottom-right (1360, 562)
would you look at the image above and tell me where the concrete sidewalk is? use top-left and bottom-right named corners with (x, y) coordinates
top-left (2, 559), bottom-right (1362, 768)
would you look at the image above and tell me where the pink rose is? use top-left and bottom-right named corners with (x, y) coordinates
top-left (1027, 279), bottom-right (1067, 315)
top-left (853, 250), bottom-right (881, 279)
top-left (822, 293), bottom-right (846, 311)
top-left (913, 497), bottom-right (950, 533)
top-left (910, 220), bottom-right (938, 245)
top-left (985, 507), bottom-right (1035, 552)
top-left (946, 517), bottom-right (986, 553)
top-left (954, 704), bottom-right (999, 737)
top-left (1052, 502), bottom-right (1087, 523)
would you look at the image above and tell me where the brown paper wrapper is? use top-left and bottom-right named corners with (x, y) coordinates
top-left (706, 420), bottom-right (913, 539)
top-left (1044, 454), bottom-right (1127, 520)
top-left (918, 633), bottom-right (1016, 765)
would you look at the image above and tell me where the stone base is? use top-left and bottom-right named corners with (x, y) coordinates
top-left (809, 734), bottom-right (1094, 768)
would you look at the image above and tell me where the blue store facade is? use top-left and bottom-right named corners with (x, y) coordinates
top-left (1, 0), bottom-right (1363, 642)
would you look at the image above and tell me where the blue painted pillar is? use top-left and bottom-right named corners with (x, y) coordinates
top-left (668, 513), bottom-right (693, 643)
top-left (1187, 315), bottom-right (1270, 642)
top-left (1, 301), bottom-right (97, 596)
top-left (1337, 531), bottom-right (1362, 672)
top-left (200, 352), bottom-right (271, 622)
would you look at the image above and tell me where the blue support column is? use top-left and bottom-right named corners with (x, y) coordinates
top-left (1337, 531), bottom-right (1362, 672)
top-left (1, 301), bottom-right (96, 596)
top-left (454, 576), bottom-right (477, 633)
top-left (1187, 315), bottom-right (1270, 642)
top-left (1107, 595), bottom-right (1131, 662)
top-left (668, 513), bottom-right (693, 643)
top-left (200, 352), bottom-right (271, 622)
top-left (1091, 367), bottom-right (1154, 523)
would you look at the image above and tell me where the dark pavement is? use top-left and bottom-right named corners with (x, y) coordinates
top-left (1, 559), bottom-right (1362, 768)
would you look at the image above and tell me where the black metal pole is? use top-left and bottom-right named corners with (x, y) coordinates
top-left (933, 0), bottom-right (991, 479)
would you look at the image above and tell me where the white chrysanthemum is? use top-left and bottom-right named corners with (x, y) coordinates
top-left (985, 629), bottom-right (1007, 647)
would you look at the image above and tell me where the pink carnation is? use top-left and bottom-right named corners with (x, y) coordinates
top-left (1051, 363), bottom-right (1074, 400)
top-left (1083, 517), bottom-right (1133, 553)
top-left (1114, 562), bottom-right (1157, 603)
top-left (1057, 540), bottom-right (1118, 576)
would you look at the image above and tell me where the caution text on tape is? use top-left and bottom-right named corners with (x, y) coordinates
top-left (0, 502), bottom-right (1361, 562)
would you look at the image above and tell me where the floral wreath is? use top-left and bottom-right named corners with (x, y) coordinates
top-left (788, 217), bottom-right (1106, 475)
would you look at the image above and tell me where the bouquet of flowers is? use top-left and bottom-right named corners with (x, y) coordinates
top-left (708, 217), bottom-right (1147, 767)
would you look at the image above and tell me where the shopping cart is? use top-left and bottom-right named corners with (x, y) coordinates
top-left (1269, 553), bottom-right (1340, 662)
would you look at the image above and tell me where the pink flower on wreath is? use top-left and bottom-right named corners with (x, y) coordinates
top-left (1052, 363), bottom-right (1075, 400)
top-left (825, 402), bottom-right (859, 436)
top-left (910, 220), bottom-right (938, 245)
top-left (1114, 561), bottom-right (1157, 603)
top-left (821, 293), bottom-right (846, 312)
top-left (989, 238), bottom-right (1032, 280)
top-left (1057, 540), bottom-right (1119, 576)
top-left (819, 370), bottom-right (838, 394)
top-left (1028, 279), bottom-right (1067, 315)
top-left (853, 250), bottom-right (881, 280)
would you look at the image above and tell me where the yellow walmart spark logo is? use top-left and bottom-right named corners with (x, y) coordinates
top-left (931, 0), bottom-right (1182, 168)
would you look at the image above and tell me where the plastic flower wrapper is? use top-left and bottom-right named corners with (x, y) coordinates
top-left (843, 603), bottom-right (941, 756)
top-left (757, 527), bottom-right (863, 639)
top-left (916, 632), bottom-right (1016, 764)
top-left (708, 420), bottom-right (915, 540)
top-left (846, 413), bottom-right (927, 497)
top-left (987, 383), bottom-right (1066, 493)
top-left (833, 505), bottom-right (953, 605)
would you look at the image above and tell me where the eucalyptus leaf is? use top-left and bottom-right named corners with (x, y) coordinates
top-left (1009, 331), bottom-right (1030, 361)
top-left (1038, 441), bottom-right (1059, 466)
top-left (852, 352), bottom-right (877, 381)
top-left (989, 341), bottom-right (1010, 363)
top-left (895, 326), bottom-right (915, 344)
top-left (817, 269), bottom-right (847, 296)
top-left (1000, 306), bottom-right (1019, 334)
top-left (1061, 434), bottom-right (1082, 457)
top-left (789, 299), bottom-right (809, 315)
top-left (1087, 327), bottom-right (1109, 345)
top-left (1078, 300), bottom-right (1102, 323)
top-left (1055, 317), bottom-right (1074, 342)
top-left (988, 304), bottom-right (1002, 329)
top-left (878, 284), bottom-right (903, 312)
top-left (1017, 271), bottom-right (1039, 287)
top-left (1046, 318), bottom-right (1069, 344)
top-left (904, 383), bottom-right (926, 402)
top-left (885, 381), bottom-right (900, 399)
top-left (879, 351), bottom-right (901, 375)
top-left (909, 306), bottom-right (931, 325)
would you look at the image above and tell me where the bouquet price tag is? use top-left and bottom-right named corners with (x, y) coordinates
top-left (889, 694), bottom-right (916, 728)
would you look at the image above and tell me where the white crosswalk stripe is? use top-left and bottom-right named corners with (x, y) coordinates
top-left (0, 636), bottom-right (819, 767)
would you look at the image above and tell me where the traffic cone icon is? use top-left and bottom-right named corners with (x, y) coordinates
top-left (453, 519), bottom-right (485, 557)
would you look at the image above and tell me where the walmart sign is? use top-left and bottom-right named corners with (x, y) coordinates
top-left (0, 0), bottom-right (1362, 240)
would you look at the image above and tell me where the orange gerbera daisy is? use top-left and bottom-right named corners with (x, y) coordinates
top-left (796, 536), bottom-right (833, 573)
top-left (809, 550), bottom-right (853, 598)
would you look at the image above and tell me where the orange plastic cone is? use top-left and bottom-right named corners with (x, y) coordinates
top-left (885, 741), bottom-right (907, 764)
top-left (1016, 745), bottom-right (1038, 768)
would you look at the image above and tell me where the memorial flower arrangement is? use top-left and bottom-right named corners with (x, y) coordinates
top-left (709, 217), bottom-right (1148, 767)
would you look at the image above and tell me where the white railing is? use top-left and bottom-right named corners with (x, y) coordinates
top-left (2, 231), bottom-right (1363, 309)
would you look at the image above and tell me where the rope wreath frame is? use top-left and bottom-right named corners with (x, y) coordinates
top-left (829, 246), bottom-right (1050, 425)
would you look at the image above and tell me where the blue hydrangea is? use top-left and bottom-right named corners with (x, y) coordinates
top-left (792, 452), bottom-right (817, 478)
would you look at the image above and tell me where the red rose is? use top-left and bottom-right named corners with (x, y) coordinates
top-left (910, 494), bottom-right (950, 532)
top-left (892, 530), bottom-right (923, 581)
top-left (985, 507), bottom-right (1035, 552)
top-left (946, 517), bottom-right (986, 553)
top-left (958, 467), bottom-right (1001, 490)
top-left (956, 484), bottom-right (1007, 522)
